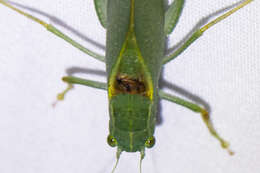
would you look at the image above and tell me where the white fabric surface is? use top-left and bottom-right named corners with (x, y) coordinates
top-left (0, 0), bottom-right (259, 173)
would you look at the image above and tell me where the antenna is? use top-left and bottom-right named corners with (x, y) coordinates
top-left (139, 149), bottom-right (145, 173)
top-left (111, 148), bottom-right (122, 173)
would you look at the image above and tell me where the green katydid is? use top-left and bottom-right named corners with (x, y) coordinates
top-left (0, 0), bottom-right (254, 172)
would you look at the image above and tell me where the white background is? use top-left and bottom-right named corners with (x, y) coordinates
top-left (0, 0), bottom-right (259, 173)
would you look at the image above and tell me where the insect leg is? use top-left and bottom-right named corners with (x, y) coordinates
top-left (62, 76), bottom-right (107, 90)
top-left (0, 0), bottom-right (105, 62)
top-left (163, 0), bottom-right (254, 64)
top-left (159, 90), bottom-right (234, 155)
top-left (94, 0), bottom-right (107, 28)
top-left (164, 0), bottom-right (184, 35)
top-left (54, 76), bottom-right (107, 105)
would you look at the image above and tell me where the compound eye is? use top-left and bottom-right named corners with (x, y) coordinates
top-left (145, 136), bottom-right (156, 148)
top-left (107, 135), bottom-right (117, 147)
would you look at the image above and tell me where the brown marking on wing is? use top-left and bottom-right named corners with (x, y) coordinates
top-left (114, 75), bottom-right (147, 96)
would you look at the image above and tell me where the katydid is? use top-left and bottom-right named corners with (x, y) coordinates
top-left (0, 0), bottom-right (254, 172)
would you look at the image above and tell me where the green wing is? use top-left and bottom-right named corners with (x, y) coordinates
top-left (94, 0), bottom-right (107, 28)
top-left (164, 0), bottom-right (184, 35)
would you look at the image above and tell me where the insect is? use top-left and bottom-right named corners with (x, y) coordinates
top-left (0, 0), bottom-right (254, 172)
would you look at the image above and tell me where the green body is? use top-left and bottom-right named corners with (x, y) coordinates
top-left (106, 0), bottom-right (165, 152)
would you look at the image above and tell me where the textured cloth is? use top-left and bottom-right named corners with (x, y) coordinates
top-left (0, 0), bottom-right (259, 173)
